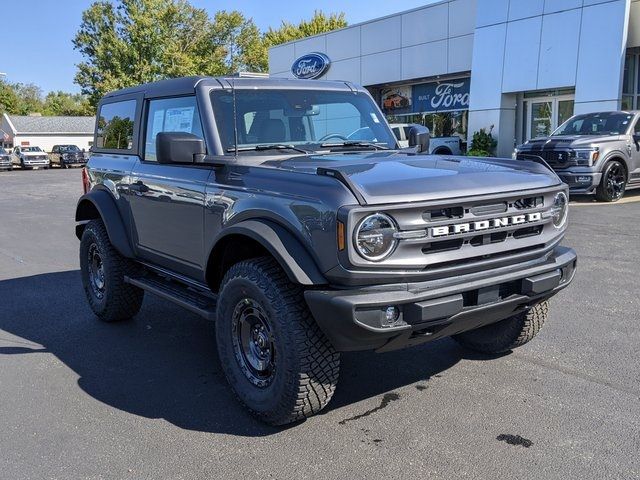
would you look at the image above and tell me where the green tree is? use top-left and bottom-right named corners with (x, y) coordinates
top-left (73, 0), bottom-right (263, 104)
top-left (74, 2), bottom-right (348, 105)
top-left (0, 81), bottom-right (19, 114)
top-left (43, 91), bottom-right (94, 116)
top-left (264, 11), bottom-right (348, 49)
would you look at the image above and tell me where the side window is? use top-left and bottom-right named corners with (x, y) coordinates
top-left (52, 146), bottom-right (58, 153)
top-left (634, 118), bottom-right (640, 135)
top-left (96, 100), bottom-right (137, 150)
top-left (144, 96), bottom-right (204, 162)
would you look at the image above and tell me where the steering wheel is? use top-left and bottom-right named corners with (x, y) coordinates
top-left (318, 133), bottom-right (348, 142)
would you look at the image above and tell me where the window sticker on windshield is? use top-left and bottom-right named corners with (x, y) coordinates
top-left (165, 107), bottom-right (195, 133)
top-left (370, 112), bottom-right (380, 123)
top-left (151, 110), bottom-right (165, 139)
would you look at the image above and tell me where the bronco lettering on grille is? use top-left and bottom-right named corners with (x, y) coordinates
top-left (430, 212), bottom-right (542, 237)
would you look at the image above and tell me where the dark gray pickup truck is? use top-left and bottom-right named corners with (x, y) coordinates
top-left (75, 76), bottom-right (577, 425)
top-left (515, 111), bottom-right (640, 202)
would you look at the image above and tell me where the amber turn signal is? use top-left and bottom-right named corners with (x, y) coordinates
top-left (337, 221), bottom-right (346, 251)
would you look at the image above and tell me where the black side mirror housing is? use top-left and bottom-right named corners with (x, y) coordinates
top-left (156, 132), bottom-right (206, 164)
top-left (408, 125), bottom-right (430, 153)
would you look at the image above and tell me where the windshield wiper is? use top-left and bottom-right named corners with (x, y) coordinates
top-left (319, 141), bottom-right (390, 150)
top-left (227, 144), bottom-right (311, 154)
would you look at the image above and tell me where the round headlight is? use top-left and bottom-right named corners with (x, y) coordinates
top-left (354, 213), bottom-right (398, 261)
top-left (550, 192), bottom-right (568, 228)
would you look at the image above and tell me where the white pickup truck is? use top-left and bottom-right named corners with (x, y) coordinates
top-left (390, 123), bottom-right (462, 155)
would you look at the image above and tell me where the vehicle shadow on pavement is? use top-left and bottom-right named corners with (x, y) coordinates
top-left (0, 270), bottom-right (499, 436)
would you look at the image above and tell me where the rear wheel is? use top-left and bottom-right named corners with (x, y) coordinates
top-left (80, 219), bottom-right (143, 322)
top-left (453, 301), bottom-right (548, 354)
top-left (215, 257), bottom-right (340, 425)
top-left (596, 160), bottom-right (626, 202)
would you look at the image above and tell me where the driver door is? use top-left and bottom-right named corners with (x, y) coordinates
top-left (629, 116), bottom-right (640, 185)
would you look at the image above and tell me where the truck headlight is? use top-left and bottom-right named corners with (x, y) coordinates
top-left (354, 213), bottom-right (398, 261)
top-left (573, 148), bottom-right (599, 166)
top-left (550, 192), bottom-right (568, 228)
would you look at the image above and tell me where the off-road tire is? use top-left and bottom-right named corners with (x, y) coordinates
top-left (215, 257), bottom-right (340, 426)
top-left (596, 160), bottom-right (627, 202)
top-left (453, 301), bottom-right (548, 354)
top-left (80, 219), bottom-right (143, 322)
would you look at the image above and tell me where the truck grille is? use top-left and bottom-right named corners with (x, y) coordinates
top-left (519, 150), bottom-right (575, 168)
top-left (347, 188), bottom-right (564, 270)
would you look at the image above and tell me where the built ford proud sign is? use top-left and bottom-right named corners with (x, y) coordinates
top-left (291, 53), bottom-right (331, 79)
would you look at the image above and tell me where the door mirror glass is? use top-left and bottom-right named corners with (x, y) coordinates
top-left (156, 132), bottom-right (205, 164)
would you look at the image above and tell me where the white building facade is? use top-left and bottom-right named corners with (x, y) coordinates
top-left (1, 114), bottom-right (95, 152)
top-left (269, 0), bottom-right (640, 156)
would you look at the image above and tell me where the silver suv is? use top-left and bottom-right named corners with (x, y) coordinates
top-left (515, 111), bottom-right (640, 202)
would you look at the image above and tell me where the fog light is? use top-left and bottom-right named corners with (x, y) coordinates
top-left (381, 306), bottom-right (400, 327)
top-left (577, 176), bottom-right (591, 183)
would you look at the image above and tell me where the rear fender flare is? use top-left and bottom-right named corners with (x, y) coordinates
top-left (75, 189), bottom-right (134, 258)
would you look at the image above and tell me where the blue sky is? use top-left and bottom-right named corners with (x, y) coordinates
top-left (3, 0), bottom-right (435, 94)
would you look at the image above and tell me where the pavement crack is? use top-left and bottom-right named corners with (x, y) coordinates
top-left (514, 353), bottom-right (640, 399)
top-left (339, 392), bottom-right (400, 425)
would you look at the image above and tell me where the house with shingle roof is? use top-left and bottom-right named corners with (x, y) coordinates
top-left (1, 113), bottom-right (95, 153)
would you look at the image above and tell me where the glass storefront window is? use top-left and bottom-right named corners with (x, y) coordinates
top-left (623, 53), bottom-right (636, 94)
top-left (621, 96), bottom-right (634, 111)
top-left (558, 100), bottom-right (574, 127)
top-left (530, 102), bottom-right (553, 138)
top-left (386, 110), bottom-right (468, 145)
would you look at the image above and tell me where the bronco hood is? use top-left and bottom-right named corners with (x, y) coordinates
top-left (267, 152), bottom-right (561, 205)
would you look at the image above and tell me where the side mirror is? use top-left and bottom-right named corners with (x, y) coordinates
top-left (156, 132), bottom-right (205, 164)
top-left (408, 125), bottom-right (430, 153)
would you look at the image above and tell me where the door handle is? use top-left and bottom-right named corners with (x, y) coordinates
top-left (129, 181), bottom-right (149, 194)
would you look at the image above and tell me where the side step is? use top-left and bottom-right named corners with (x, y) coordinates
top-left (125, 274), bottom-right (217, 320)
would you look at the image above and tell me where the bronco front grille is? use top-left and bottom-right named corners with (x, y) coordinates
top-left (346, 187), bottom-right (565, 269)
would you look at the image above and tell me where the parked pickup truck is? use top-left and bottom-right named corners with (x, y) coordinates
top-left (514, 111), bottom-right (640, 202)
top-left (76, 76), bottom-right (577, 425)
top-left (390, 122), bottom-right (463, 155)
top-left (50, 144), bottom-right (87, 169)
top-left (12, 146), bottom-right (50, 169)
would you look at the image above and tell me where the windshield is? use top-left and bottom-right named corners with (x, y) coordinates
top-left (211, 89), bottom-right (397, 153)
top-left (552, 112), bottom-right (633, 136)
top-left (60, 145), bottom-right (81, 152)
top-left (22, 147), bottom-right (43, 152)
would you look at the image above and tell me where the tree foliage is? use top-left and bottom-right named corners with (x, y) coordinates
top-left (264, 11), bottom-right (348, 48)
top-left (73, 1), bottom-right (347, 105)
top-left (0, 81), bottom-right (93, 116)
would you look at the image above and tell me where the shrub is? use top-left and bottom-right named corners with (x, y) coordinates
top-left (468, 127), bottom-right (497, 156)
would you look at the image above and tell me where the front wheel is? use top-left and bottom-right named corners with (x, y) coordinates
top-left (80, 219), bottom-right (143, 322)
top-left (453, 301), bottom-right (548, 354)
top-left (596, 160), bottom-right (626, 202)
top-left (215, 257), bottom-right (340, 425)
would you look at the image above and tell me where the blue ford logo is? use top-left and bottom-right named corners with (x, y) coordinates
top-left (291, 53), bottom-right (331, 80)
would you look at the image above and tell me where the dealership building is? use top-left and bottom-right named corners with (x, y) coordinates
top-left (268, 0), bottom-right (640, 156)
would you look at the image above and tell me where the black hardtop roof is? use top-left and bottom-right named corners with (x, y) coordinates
top-left (102, 76), bottom-right (364, 101)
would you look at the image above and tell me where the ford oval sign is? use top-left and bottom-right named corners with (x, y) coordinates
top-left (291, 53), bottom-right (331, 80)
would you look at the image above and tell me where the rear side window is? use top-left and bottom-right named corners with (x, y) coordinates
top-left (144, 96), bottom-right (204, 161)
top-left (96, 100), bottom-right (137, 150)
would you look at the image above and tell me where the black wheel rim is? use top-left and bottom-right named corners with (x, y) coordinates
top-left (605, 163), bottom-right (625, 200)
top-left (231, 298), bottom-right (276, 388)
top-left (87, 243), bottom-right (106, 299)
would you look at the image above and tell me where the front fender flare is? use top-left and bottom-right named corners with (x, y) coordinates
top-left (210, 219), bottom-right (328, 286)
top-left (75, 189), bottom-right (134, 258)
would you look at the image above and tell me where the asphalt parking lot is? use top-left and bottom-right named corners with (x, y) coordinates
top-left (1, 169), bottom-right (639, 480)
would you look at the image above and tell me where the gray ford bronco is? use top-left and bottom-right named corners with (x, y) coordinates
top-left (515, 110), bottom-right (640, 202)
top-left (76, 76), bottom-right (577, 425)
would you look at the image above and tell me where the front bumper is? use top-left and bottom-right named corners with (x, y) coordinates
top-left (61, 157), bottom-right (87, 166)
top-left (556, 171), bottom-right (601, 194)
top-left (305, 246), bottom-right (577, 352)
top-left (22, 158), bottom-right (50, 167)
